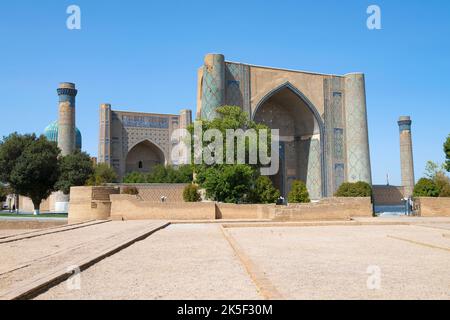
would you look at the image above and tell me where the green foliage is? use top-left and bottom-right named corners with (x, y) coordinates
top-left (445, 135), bottom-right (450, 172)
top-left (439, 183), bottom-right (450, 197)
top-left (122, 186), bottom-right (139, 195)
top-left (123, 165), bottom-right (193, 184)
top-left (87, 163), bottom-right (118, 186)
top-left (196, 164), bottom-right (255, 203)
top-left (249, 176), bottom-right (280, 204)
top-left (335, 181), bottom-right (372, 197)
top-left (55, 150), bottom-right (94, 194)
top-left (288, 180), bottom-right (310, 203)
top-left (0, 133), bottom-right (60, 210)
top-left (190, 106), bottom-right (274, 204)
top-left (413, 178), bottom-right (440, 197)
top-left (424, 160), bottom-right (446, 179)
top-left (183, 184), bottom-right (201, 202)
top-left (0, 184), bottom-right (10, 202)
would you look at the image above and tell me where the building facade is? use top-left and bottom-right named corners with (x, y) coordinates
top-left (98, 105), bottom-right (192, 179)
top-left (197, 53), bottom-right (373, 199)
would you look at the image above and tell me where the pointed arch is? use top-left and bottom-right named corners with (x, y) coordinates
top-left (252, 82), bottom-right (327, 198)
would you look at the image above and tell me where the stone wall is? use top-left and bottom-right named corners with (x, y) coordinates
top-left (373, 185), bottom-right (405, 205)
top-left (415, 197), bottom-right (450, 217)
top-left (110, 194), bottom-right (215, 220)
top-left (68, 186), bottom-right (373, 223)
top-left (123, 184), bottom-right (188, 203)
top-left (68, 186), bottom-right (120, 224)
top-left (273, 197), bottom-right (373, 221)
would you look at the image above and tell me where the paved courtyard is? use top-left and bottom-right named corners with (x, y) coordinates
top-left (29, 220), bottom-right (450, 300)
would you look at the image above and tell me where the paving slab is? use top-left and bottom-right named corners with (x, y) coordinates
top-left (0, 220), bottom-right (168, 299)
top-left (36, 224), bottom-right (261, 300)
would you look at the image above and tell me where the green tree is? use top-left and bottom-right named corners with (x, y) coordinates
top-left (249, 176), bottom-right (280, 204)
top-left (190, 106), bottom-right (273, 203)
top-left (288, 180), bottom-right (310, 203)
top-left (0, 184), bottom-right (10, 202)
top-left (424, 160), bottom-right (446, 179)
top-left (55, 150), bottom-right (94, 194)
top-left (196, 164), bottom-right (255, 203)
top-left (0, 134), bottom-right (60, 214)
top-left (183, 184), bottom-right (201, 202)
top-left (445, 135), bottom-right (450, 172)
top-left (87, 163), bottom-right (118, 186)
top-left (413, 178), bottom-right (440, 197)
top-left (123, 165), bottom-right (193, 184)
top-left (335, 181), bottom-right (372, 197)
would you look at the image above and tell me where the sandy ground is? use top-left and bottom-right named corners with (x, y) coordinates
top-left (34, 222), bottom-right (450, 300)
top-left (36, 224), bottom-right (261, 300)
top-left (227, 224), bottom-right (450, 300)
top-left (0, 221), bottom-right (166, 294)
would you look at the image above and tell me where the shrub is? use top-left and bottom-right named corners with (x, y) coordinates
top-left (288, 180), bottom-right (310, 203)
top-left (249, 176), bottom-right (280, 204)
top-left (413, 178), bottom-right (439, 197)
top-left (440, 184), bottom-right (450, 197)
top-left (183, 184), bottom-right (201, 202)
top-left (122, 186), bottom-right (139, 195)
top-left (335, 181), bottom-right (372, 197)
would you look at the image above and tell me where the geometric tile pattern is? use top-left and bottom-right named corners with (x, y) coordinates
top-left (344, 75), bottom-right (372, 184)
top-left (201, 55), bottom-right (225, 120)
top-left (225, 63), bottom-right (251, 116)
top-left (306, 139), bottom-right (322, 200)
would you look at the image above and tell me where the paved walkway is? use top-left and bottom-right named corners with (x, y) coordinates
top-left (36, 221), bottom-right (450, 300)
top-left (0, 220), bottom-right (168, 299)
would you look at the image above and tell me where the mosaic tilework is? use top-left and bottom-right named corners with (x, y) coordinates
top-left (344, 74), bottom-right (372, 184)
top-left (201, 55), bottom-right (225, 120)
top-left (324, 76), bottom-right (346, 195)
top-left (307, 139), bottom-right (322, 200)
top-left (225, 63), bottom-right (251, 116)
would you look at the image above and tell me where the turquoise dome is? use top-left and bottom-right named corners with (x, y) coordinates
top-left (44, 121), bottom-right (82, 150)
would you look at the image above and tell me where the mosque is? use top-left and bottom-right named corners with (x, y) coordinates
top-left (27, 53), bottom-right (415, 213)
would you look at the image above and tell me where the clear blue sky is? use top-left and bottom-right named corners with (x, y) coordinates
top-left (0, 0), bottom-right (449, 185)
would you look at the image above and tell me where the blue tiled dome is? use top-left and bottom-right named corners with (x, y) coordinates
top-left (44, 121), bottom-right (82, 150)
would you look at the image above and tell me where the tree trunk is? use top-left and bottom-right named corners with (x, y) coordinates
top-left (31, 198), bottom-right (41, 216)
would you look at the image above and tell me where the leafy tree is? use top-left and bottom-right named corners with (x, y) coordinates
top-left (87, 163), bottom-right (118, 186)
top-left (123, 165), bottom-right (193, 184)
top-left (249, 176), bottom-right (280, 204)
top-left (288, 180), bottom-right (310, 203)
top-left (445, 135), bottom-right (450, 172)
top-left (335, 181), bottom-right (372, 197)
top-left (0, 134), bottom-right (60, 214)
top-left (413, 178), bottom-right (440, 197)
top-left (189, 106), bottom-right (273, 203)
top-left (196, 164), bottom-right (255, 203)
top-left (183, 184), bottom-right (201, 202)
top-left (55, 150), bottom-right (94, 194)
top-left (439, 183), bottom-right (450, 197)
top-left (0, 184), bottom-right (10, 202)
top-left (424, 160), bottom-right (446, 179)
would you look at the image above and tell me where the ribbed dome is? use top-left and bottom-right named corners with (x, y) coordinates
top-left (44, 121), bottom-right (82, 150)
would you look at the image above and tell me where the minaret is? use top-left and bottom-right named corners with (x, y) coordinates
top-left (57, 82), bottom-right (78, 156)
top-left (344, 73), bottom-right (372, 184)
top-left (398, 116), bottom-right (415, 197)
top-left (98, 103), bottom-right (112, 166)
top-left (201, 53), bottom-right (225, 120)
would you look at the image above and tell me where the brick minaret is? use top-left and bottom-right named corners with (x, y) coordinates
top-left (57, 82), bottom-right (78, 156)
top-left (398, 116), bottom-right (415, 197)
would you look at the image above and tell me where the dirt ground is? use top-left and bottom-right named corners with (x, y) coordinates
top-left (33, 222), bottom-right (450, 300)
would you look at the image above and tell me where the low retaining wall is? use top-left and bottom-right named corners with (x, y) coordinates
top-left (215, 203), bottom-right (275, 220)
top-left (415, 197), bottom-right (450, 217)
top-left (68, 186), bottom-right (120, 224)
top-left (273, 197), bottom-right (373, 221)
top-left (373, 185), bottom-right (405, 205)
top-left (110, 194), bottom-right (215, 220)
top-left (68, 186), bottom-right (374, 222)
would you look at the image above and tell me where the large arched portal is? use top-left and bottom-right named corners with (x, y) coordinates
top-left (253, 84), bottom-right (324, 199)
top-left (125, 140), bottom-right (166, 174)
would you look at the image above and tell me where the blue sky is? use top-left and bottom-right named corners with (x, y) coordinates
top-left (0, 0), bottom-right (449, 185)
